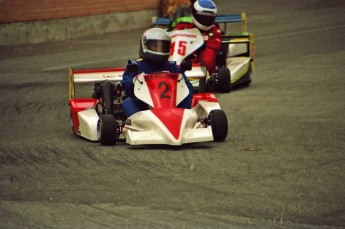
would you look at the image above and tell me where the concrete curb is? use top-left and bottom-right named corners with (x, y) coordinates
top-left (0, 9), bottom-right (157, 46)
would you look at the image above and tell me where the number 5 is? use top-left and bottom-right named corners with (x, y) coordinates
top-left (177, 41), bottom-right (187, 56)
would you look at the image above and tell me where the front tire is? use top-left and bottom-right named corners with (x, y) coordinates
top-left (97, 114), bottom-right (117, 146)
top-left (209, 109), bottom-right (228, 141)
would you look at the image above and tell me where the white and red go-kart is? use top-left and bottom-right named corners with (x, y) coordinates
top-left (69, 64), bottom-right (228, 146)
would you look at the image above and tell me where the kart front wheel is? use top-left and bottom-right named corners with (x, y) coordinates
top-left (97, 114), bottom-right (118, 146)
top-left (218, 67), bottom-right (231, 93)
top-left (209, 109), bottom-right (228, 141)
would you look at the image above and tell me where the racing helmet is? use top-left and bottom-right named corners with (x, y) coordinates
top-left (192, 0), bottom-right (217, 31)
top-left (140, 28), bottom-right (171, 63)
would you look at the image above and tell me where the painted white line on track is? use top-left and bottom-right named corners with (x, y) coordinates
top-left (256, 24), bottom-right (345, 40)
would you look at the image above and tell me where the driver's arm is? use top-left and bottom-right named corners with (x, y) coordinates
top-left (205, 24), bottom-right (222, 52)
top-left (121, 69), bottom-right (136, 97)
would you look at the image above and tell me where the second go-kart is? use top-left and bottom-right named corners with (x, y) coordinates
top-left (68, 63), bottom-right (228, 146)
top-left (154, 13), bottom-right (255, 92)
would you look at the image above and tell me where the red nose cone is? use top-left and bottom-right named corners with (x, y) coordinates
top-left (151, 108), bottom-right (184, 140)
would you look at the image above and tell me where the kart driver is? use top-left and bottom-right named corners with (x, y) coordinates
top-left (100, 28), bottom-right (194, 117)
top-left (172, 0), bottom-right (222, 74)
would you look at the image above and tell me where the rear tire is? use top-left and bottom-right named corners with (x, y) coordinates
top-left (209, 109), bottom-right (228, 141)
top-left (218, 67), bottom-right (231, 93)
top-left (97, 114), bottom-right (117, 146)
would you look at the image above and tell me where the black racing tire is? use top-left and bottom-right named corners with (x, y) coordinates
top-left (97, 114), bottom-right (117, 146)
top-left (218, 67), bottom-right (231, 93)
top-left (209, 109), bottom-right (228, 142)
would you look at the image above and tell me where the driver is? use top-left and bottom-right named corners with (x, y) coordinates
top-left (172, 0), bottom-right (222, 74)
top-left (101, 28), bottom-right (194, 118)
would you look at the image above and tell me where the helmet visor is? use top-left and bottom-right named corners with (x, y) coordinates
top-left (146, 40), bottom-right (171, 54)
top-left (194, 11), bottom-right (216, 27)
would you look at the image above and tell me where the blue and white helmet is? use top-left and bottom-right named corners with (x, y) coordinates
top-left (192, 0), bottom-right (217, 31)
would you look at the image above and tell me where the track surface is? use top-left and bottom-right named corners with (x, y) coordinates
top-left (1, 1), bottom-right (345, 228)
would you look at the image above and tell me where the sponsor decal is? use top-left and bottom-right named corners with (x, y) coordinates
top-left (171, 33), bottom-right (197, 39)
top-left (144, 73), bottom-right (178, 81)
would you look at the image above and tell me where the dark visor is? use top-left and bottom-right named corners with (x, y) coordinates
top-left (146, 40), bottom-right (171, 53)
top-left (195, 11), bottom-right (216, 27)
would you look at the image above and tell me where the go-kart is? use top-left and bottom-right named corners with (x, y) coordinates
top-left (154, 13), bottom-right (255, 92)
top-left (68, 62), bottom-right (228, 146)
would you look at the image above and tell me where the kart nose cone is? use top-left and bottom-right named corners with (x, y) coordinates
top-left (151, 108), bottom-right (184, 140)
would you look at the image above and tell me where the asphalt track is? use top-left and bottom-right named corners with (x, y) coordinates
top-left (1, 1), bottom-right (345, 228)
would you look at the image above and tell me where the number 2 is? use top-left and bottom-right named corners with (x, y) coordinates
top-left (158, 82), bottom-right (170, 99)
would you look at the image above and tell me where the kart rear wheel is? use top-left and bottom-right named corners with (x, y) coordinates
top-left (218, 67), bottom-right (231, 93)
top-left (97, 114), bottom-right (117, 146)
top-left (209, 109), bottom-right (228, 141)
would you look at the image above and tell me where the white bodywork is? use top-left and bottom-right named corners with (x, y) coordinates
top-left (77, 109), bottom-right (99, 141)
top-left (227, 57), bottom-right (251, 83)
top-left (124, 109), bottom-right (214, 145)
top-left (227, 41), bottom-right (252, 83)
top-left (169, 28), bottom-right (204, 64)
top-left (75, 103), bottom-right (217, 145)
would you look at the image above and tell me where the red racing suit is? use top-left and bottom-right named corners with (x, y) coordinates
top-left (173, 22), bottom-right (222, 73)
